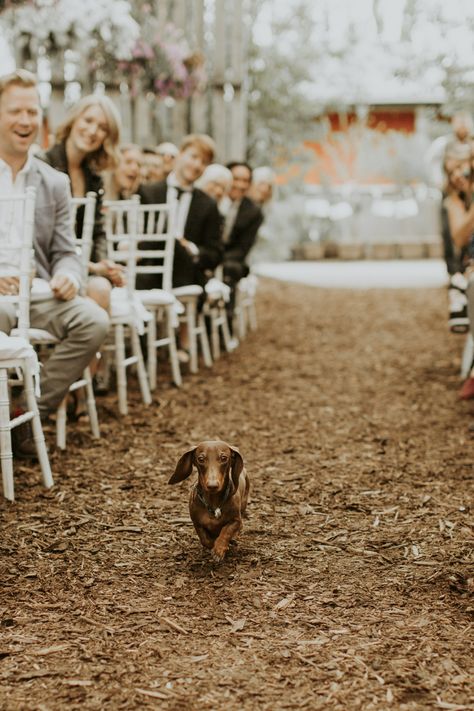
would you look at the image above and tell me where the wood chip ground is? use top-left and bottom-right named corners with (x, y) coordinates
top-left (1, 278), bottom-right (473, 710)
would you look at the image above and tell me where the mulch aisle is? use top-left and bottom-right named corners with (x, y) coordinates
top-left (1, 277), bottom-right (473, 711)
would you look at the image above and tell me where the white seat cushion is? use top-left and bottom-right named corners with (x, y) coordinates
top-left (0, 333), bottom-right (38, 362)
top-left (110, 288), bottom-right (153, 334)
top-left (205, 277), bottom-right (231, 302)
top-left (137, 288), bottom-right (176, 306)
top-left (173, 285), bottom-right (203, 298)
top-left (11, 327), bottom-right (59, 344)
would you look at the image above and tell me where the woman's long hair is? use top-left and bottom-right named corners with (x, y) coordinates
top-left (55, 94), bottom-right (121, 172)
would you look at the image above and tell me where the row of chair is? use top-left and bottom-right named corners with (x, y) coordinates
top-left (0, 189), bottom-right (258, 501)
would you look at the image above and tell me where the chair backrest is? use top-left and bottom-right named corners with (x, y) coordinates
top-left (70, 191), bottom-right (97, 288)
top-left (135, 202), bottom-right (176, 293)
top-left (0, 186), bottom-right (36, 338)
top-left (103, 198), bottom-right (176, 294)
top-left (103, 197), bottom-right (140, 300)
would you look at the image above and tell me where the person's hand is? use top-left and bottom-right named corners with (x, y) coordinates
top-left (90, 260), bottom-right (126, 286)
top-left (107, 264), bottom-right (126, 287)
top-left (89, 260), bottom-right (110, 278)
top-left (0, 277), bottom-right (19, 296)
top-left (179, 238), bottom-right (199, 258)
top-left (50, 274), bottom-right (78, 301)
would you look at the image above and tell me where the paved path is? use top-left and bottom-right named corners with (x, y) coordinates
top-left (254, 259), bottom-right (448, 289)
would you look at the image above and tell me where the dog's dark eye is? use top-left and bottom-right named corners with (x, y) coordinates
top-left (197, 455), bottom-right (206, 463)
top-left (220, 455), bottom-right (228, 462)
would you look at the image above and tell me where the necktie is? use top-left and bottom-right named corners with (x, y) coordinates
top-left (174, 186), bottom-right (191, 200)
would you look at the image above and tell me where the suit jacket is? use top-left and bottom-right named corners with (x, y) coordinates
top-left (224, 196), bottom-right (263, 266)
top-left (137, 180), bottom-right (223, 289)
top-left (40, 141), bottom-right (107, 263)
top-left (26, 157), bottom-right (82, 286)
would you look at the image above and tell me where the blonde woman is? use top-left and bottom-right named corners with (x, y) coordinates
top-left (41, 94), bottom-right (125, 401)
top-left (41, 94), bottom-right (126, 310)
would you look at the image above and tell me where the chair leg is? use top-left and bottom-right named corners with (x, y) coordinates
top-left (198, 313), bottom-right (213, 368)
top-left (210, 306), bottom-right (221, 360)
top-left (147, 314), bottom-right (158, 392)
top-left (114, 323), bottom-right (128, 416)
top-left (56, 396), bottom-right (67, 450)
top-left (166, 305), bottom-right (182, 387)
top-left (185, 300), bottom-right (199, 374)
top-left (0, 368), bottom-right (14, 501)
top-left (130, 326), bottom-right (152, 407)
top-left (248, 299), bottom-right (258, 331)
top-left (219, 304), bottom-right (234, 352)
top-left (23, 362), bottom-right (53, 489)
top-left (237, 301), bottom-right (246, 339)
top-left (83, 367), bottom-right (100, 439)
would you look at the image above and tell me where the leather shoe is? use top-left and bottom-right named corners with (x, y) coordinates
top-left (11, 420), bottom-right (39, 460)
top-left (177, 349), bottom-right (190, 364)
top-left (459, 376), bottom-right (474, 400)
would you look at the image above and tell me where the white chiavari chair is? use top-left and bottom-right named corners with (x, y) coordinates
top-left (134, 202), bottom-right (183, 390)
top-left (0, 186), bottom-right (53, 500)
top-left (102, 198), bottom-right (152, 415)
top-left (23, 191), bottom-right (100, 449)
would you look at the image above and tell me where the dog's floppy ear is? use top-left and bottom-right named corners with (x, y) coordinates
top-left (229, 445), bottom-right (244, 488)
top-left (168, 447), bottom-right (196, 484)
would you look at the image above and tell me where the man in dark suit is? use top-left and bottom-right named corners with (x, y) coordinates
top-left (221, 162), bottom-right (263, 321)
top-left (137, 134), bottom-right (223, 289)
top-left (222, 161), bottom-right (263, 285)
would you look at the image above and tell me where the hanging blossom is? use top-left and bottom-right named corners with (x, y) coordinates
top-left (120, 22), bottom-right (207, 99)
top-left (1, 0), bottom-right (139, 60)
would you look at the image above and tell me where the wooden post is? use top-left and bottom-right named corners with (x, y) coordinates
top-left (229, 0), bottom-right (247, 160)
top-left (212, 0), bottom-right (227, 159)
top-left (190, 0), bottom-right (208, 134)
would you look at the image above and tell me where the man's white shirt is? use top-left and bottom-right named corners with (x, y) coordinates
top-left (166, 173), bottom-right (199, 257)
top-left (0, 154), bottom-right (33, 276)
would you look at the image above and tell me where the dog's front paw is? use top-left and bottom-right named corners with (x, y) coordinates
top-left (211, 542), bottom-right (227, 563)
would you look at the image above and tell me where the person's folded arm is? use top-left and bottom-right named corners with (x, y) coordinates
top-left (48, 174), bottom-right (83, 287)
top-left (196, 203), bottom-right (224, 271)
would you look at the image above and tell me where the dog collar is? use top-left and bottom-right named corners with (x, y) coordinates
top-left (196, 478), bottom-right (233, 519)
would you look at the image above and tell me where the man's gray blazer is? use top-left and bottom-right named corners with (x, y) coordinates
top-left (25, 156), bottom-right (82, 286)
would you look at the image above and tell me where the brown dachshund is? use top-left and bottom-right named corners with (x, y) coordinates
top-left (168, 440), bottom-right (250, 562)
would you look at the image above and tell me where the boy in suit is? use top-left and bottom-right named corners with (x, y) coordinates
top-left (137, 134), bottom-right (223, 290)
top-left (221, 162), bottom-right (263, 322)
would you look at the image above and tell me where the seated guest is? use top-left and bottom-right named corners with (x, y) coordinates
top-left (0, 69), bottom-right (109, 454)
top-left (222, 161), bottom-right (264, 291)
top-left (137, 134), bottom-right (222, 291)
top-left (443, 147), bottom-right (474, 400)
top-left (248, 166), bottom-right (276, 208)
top-left (141, 146), bottom-right (164, 184)
top-left (103, 143), bottom-right (143, 200)
top-left (41, 93), bottom-right (126, 311)
top-left (156, 141), bottom-right (179, 178)
top-left (442, 144), bottom-right (474, 335)
top-left (196, 163), bottom-right (233, 206)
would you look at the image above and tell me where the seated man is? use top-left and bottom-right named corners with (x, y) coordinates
top-left (221, 161), bottom-right (264, 317)
top-left (137, 133), bottom-right (223, 290)
top-left (248, 166), bottom-right (276, 209)
top-left (0, 69), bottom-right (109, 455)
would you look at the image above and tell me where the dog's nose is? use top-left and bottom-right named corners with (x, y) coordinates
top-left (206, 482), bottom-right (219, 491)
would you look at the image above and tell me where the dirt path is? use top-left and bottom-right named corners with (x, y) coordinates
top-left (1, 278), bottom-right (473, 710)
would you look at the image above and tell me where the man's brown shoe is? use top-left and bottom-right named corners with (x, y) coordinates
top-left (11, 421), bottom-right (39, 460)
top-left (459, 376), bottom-right (474, 401)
